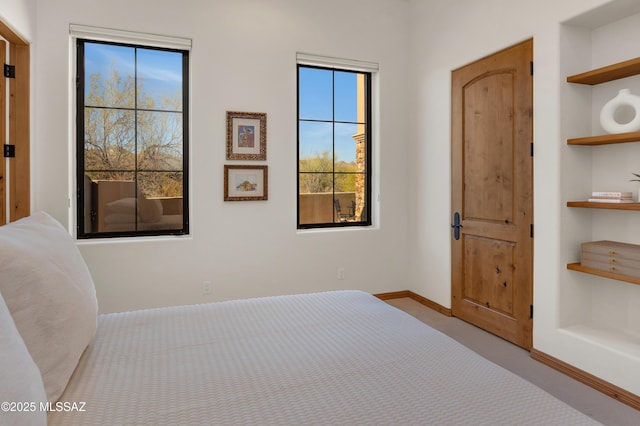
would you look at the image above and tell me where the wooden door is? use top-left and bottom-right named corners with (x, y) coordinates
top-left (451, 39), bottom-right (533, 349)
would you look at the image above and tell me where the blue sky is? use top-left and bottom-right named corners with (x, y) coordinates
top-left (84, 42), bottom-right (183, 109)
top-left (85, 46), bottom-right (363, 163)
top-left (299, 67), bottom-right (363, 163)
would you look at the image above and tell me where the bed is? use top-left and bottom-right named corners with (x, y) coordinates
top-left (0, 212), bottom-right (600, 425)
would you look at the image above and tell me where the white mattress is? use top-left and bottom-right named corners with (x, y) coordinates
top-left (49, 291), bottom-right (600, 425)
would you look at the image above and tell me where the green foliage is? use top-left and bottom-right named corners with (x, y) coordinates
top-left (83, 63), bottom-right (183, 198)
top-left (299, 151), bottom-right (357, 193)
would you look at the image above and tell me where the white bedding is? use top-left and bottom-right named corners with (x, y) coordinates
top-left (49, 291), bottom-right (599, 425)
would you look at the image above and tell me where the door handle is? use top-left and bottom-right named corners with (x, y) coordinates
top-left (451, 212), bottom-right (463, 240)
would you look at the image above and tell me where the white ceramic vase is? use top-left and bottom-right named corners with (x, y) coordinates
top-left (600, 88), bottom-right (640, 134)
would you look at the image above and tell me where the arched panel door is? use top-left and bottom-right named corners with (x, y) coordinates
top-left (451, 39), bottom-right (533, 350)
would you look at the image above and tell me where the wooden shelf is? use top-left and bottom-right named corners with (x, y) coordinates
top-left (567, 201), bottom-right (640, 210)
top-left (567, 57), bottom-right (640, 85)
top-left (567, 131), bottom-right (640, 145)
top-left (567, 262), bottom-right (640, 285)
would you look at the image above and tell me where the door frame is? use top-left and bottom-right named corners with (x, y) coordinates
top-left (0, 19), bottom-right (30, 223)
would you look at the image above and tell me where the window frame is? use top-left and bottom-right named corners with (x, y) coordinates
top-left (296, 64), bottom-right (372, 229)
top-left (75, 38), bottom-right (190, 239)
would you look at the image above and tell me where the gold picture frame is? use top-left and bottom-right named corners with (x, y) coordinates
top-left (226, 111), bottom-right (267, 160)
top-left (224, 165), bottom-right (268, 201)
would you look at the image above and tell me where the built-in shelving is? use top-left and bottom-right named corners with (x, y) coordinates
top-left (566, 201), bottom-right (640, 210)
top-left (561, 324), bottom-right (640, 358)
top-left (567, 262), bottom-right (640, 285)
top-left (566, 56), bottom-right (640, 285)
top-left (567, 57), bottom-right (640, 85)
top-left (558, 3), bottom-right (640, 402)
top-left (567, 131), bottom-right (640, 145)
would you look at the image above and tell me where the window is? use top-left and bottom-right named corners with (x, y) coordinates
top-left (297, 64), bottom-right (371, 228)
top-left (76, 37), bottom-right (189, 238)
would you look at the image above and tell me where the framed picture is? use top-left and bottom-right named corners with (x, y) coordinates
top-left (224, 165), bottom-right (268, 201)
top-left (226, 111), bottom-right (267, 160)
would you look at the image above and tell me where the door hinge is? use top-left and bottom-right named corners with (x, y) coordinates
top-left (530, 142), bottom-right (534, 157)
top-left (530, 61), bottom-right (533, 76)
top-left (4, 64), bottom-right (15, 79)
top-left (3, 144), bottom-right (15, 158)
top-left (530, 224), bottom-right (534, 238)
top-left (530, 304), bottom-right (533, 319)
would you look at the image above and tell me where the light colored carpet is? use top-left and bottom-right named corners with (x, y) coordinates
top-left (386, 297), bottom-right (640, 426)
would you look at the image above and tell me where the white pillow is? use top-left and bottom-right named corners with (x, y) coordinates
top-left (0, 291), bottom-right (47, 426)
top-left (105, 197), bottom-right (136, 214)
top-left (0, 212), bottom-right (98, 402)
top-left (106, 195), bottom-right (163, 223)
top-left (138, 195), bottom-right (163, 223)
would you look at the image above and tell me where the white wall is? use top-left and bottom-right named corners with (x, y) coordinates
top-left (406, 0), bottom-right (640, 395)
top-left (0, 0), bottom-right (35, 41)
top-left (32, 0), bottom-right (411, 313)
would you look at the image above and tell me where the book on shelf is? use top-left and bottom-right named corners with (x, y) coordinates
top-left (590, 191), bottom-right (633, 198)
top-left (587, 198), bottom-right (635, 203)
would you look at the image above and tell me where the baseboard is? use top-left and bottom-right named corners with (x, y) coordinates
top-left (374, 290), bottom-right (412, 300)
top-left (374, 290), bottom-right (452, 316)
top-left (530, 348), bottom-right (640, 411)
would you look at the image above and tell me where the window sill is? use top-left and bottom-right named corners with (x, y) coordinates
top-left (296, 224), bottom-right (376, 235)
top-left (76, 233), bottom-right (192, 245)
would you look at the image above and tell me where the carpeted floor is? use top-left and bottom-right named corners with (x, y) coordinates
top-left (386, 297), bottom-right (640, 426)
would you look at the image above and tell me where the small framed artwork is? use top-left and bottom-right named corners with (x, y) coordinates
top-left (224, 165), bottom-right (268, 201)
top-left (226, 111), bottom-right (267, 160)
